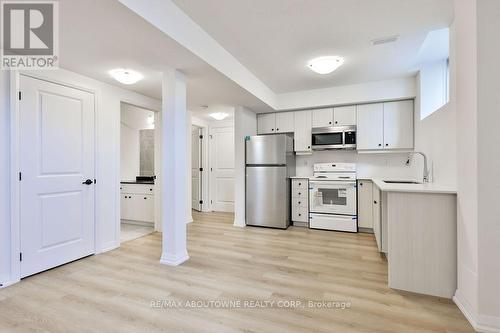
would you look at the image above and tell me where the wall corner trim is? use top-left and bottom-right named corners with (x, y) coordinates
top-left (233, 219), bottom-right (246, 228)
top-left (454, 291), bottom-right (500, 333)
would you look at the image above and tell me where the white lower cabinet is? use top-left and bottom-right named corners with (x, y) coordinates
top-left (357, 180), bottom-right (373, 230)
top-left (121, 184), bottom-right (155, 223)
top-left (291, 178), bottom-right (309, 225)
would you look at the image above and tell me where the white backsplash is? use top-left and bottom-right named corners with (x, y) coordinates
top-left (295, 150), bottom-right (420, 180)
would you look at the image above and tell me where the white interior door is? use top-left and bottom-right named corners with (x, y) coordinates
top-left (191, 126), bottom-right (202, 211)
top-left (19, 75), bottom-right (95, 278)
top-left (210, 125), bottom-right (235, 212)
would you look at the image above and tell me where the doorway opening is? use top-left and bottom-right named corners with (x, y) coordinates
top-left (120, 102), bottom-right (157, 243)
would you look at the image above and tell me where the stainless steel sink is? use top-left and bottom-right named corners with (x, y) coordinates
top-left (383, 180), bottom-right (422, 184)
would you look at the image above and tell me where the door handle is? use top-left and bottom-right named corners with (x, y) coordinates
top-left (82, 179), bottom-right (93, 185)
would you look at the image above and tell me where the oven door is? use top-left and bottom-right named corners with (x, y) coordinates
top-left (309, 180), bottom-right (357, 215)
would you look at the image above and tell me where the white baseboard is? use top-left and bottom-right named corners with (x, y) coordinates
top-left (454, 291), bottom-right (500, 333)
top-left (0, 276), bottom-right (20, 289)
top-left (233, 218), bottom-right (245, 227)
top-left (98, 240), bottom-right (120, 254)
top-left (160, 252), bottom-right (189, 266)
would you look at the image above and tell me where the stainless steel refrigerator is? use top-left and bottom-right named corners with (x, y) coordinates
top-left (246, 134), bottom-right (295, 229)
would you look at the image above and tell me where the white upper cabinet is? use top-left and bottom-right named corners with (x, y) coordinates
top-left (357, 103), bottom-right (384, 150)
top-left (333, 105), bottom-right (357, 126)
top-left (356, 100), bottom-right (414, 151)
top-left (383, 100), bottom-right (414, 150)
top-left (275, 112), bottom-right (294, 133)
top-left (312, 108), bottom-right (334, 128)
top-left (257, 113), bottom-right (276, 134)
top-left (293, 110), bottom-right (312, 153)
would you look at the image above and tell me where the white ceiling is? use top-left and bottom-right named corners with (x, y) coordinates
top-left (172, 0), bottom-right (454, 93)
top-left (58, 0), bottom-right (272, 112)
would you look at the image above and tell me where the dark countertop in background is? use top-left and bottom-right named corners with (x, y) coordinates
top-left (120, 181), bottom-right (155, 185)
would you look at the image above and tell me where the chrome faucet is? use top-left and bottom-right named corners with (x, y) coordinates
top-left (407, 152), bottom-right (430, 183)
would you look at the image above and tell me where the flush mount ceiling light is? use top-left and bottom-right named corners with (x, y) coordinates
top-left (109, 68), bottom-right (144, 85)
top-left (307, 56), bottom-right (344, 75)
top-left (209, 112), bottom-right (228, 121)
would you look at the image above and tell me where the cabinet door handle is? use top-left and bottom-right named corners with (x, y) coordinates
top-left (385, 143), bottom-right (389, 146)
top-left (298, 201), bottom-right (301, 204)
top-left (335, 121), bottom-right (338, 124)
top-left (329, 121), bottom-right (332, 125)
top-left (276, 128), bottom-right (279, 131)
top-left (298, 213), bottom-right (302, 216)
top-left (374, 200), bottom-right (378, 204)
top-left (144, 197), bottom-right (147, 200)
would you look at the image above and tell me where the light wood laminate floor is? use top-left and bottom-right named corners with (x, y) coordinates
top-left (0, 211), bottom-right (473, 333)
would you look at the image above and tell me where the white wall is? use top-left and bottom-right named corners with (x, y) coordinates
top-left (233, 106), bottom-right (257, 227)
top-left (476, 0), bottom-right (500, 326)
top-left (296, 151), bottom-right (417, 180)
top-left (120, 104), bottom-right (155, 181)
top-left (276, 77), bottom-right (416, 111)
top-left (419, 60), bottom-right (449, 120)
top-left (120, 123), bottom-right (140, 180)
top-left (453, 0), bottom-right (479, 324)
top-left (414, 76), bottom-right (457, 187)
top-left (413, 34), bottom-right (457, 187)
top-left (0, 68), bottom-right (160, 286)
top-left (453, 1), bottom-right (500, 331)
top-left (0, 70), bottom-right (11, 285)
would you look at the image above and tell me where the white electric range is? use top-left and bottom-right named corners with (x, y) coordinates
top-left (309, 163), bottom-right (358, 232)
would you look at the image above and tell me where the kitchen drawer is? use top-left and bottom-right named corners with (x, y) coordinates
top-left (292, 206), bottom-right (309, 222)
top-left (121, 184), bottom-right (155, 195)
top-left (292, 188), bottom-right (307, 198)
top-left (292, 197), bottom-right (307, 208)
top-left (292, 179), bottom-right (308, 190)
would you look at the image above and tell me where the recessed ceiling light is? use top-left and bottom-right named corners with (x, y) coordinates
top-left (109, 68), bottom-right (144, 85)
top-left (209, 112), bottom-right (228, 121)
top-left (307, 56), bottom-right (344, 75)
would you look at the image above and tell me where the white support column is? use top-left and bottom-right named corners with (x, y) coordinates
top-left (160, 69), bottom-right (189, 266)
top-left (233, 106), bottom-right (257, 227)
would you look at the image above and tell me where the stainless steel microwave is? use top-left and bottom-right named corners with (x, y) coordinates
top-left (311, 126), bottom-right (356, 150)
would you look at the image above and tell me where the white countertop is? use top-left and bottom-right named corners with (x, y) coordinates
top-left (372, 179), bottom-right (457, 194)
